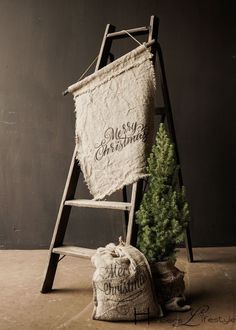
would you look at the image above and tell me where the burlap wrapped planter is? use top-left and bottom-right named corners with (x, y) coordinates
top-left (151, 260), bottom-right (191, 312)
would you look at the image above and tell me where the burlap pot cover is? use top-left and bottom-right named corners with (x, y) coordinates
top-left (151, 260), bottom-right (191, 312)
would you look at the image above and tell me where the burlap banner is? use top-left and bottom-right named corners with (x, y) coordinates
top-left (68, 45), bottom-right (156, 200)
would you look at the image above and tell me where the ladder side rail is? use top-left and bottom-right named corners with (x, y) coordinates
top-left (156, 41), bottom-right (193, 262)
top-left (156, 42), bottom-right (183, 184)
top-left (41, 148), bottom-right (80, 293)
top-left (122, 186), bottom-right (129, 239)
top-left (95, 24), bottom-right (116, 71)
top-left (148, 15), bottom-right (159, 65)
top-left (50, 148), bottom-right (80, 249)
top-left (129, 180), bottom-right (145, 246)
top-left (126, 182), bottom-right (138, 244)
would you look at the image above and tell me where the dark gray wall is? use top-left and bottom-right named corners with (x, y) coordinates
top-left (0, 0), bottom-right (235, 249)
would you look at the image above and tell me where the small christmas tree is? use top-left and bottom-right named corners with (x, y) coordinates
top-left (136, 123), bottom-right (190, 263)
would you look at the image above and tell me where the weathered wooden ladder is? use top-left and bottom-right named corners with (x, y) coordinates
top-left (41, 15), bottom-right (193, 294)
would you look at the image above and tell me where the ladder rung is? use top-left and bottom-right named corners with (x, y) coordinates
top-left (107, 26), bottom-right (149, 39)
top-left (53, 245), bottom-right (96, 259)
top-left (64, 199), bottom-right (132, 211)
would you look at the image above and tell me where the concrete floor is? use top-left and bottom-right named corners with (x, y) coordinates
top-left (0, 247), bottom-right (235, 330)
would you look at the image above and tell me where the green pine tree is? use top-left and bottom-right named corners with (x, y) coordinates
top-left (136, 123), bottom-right (190, 263)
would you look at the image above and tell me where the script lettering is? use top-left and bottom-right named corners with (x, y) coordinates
top-left (94, 121), bottom-right (148, 161)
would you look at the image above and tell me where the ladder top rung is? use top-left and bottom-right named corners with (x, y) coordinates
top-left (65, 199), bottom-right (132, 211)
top-left (53, 245), bottom-right (96, 259)
top-left (107, 26), bottom-right (149, 39)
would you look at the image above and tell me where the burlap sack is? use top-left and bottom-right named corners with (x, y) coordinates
top-left (91, 241), bottom-right (162, 321)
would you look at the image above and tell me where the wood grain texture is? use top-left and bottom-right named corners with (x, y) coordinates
top-left (53, 246), bottom-right (96, 258)
top-left (65, 199), bottom-right (132, 211)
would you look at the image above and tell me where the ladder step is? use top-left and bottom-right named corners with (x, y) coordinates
top-left (64, 199), bottom-right (132, 211)
top-left (107, 26), bottom-right (149, 39)
top-left (53, 245), bottom-right (96, 259)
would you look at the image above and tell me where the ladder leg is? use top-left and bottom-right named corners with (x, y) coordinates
top-left (185, 226), bottom-right (193, 262)
top-left (41, 253), bottom-right (60, 293)
top-left (41, 148), bottom-right (80, 293)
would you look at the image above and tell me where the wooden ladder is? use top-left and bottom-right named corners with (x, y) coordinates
top-left (41, 15), bottom-right (193, 294)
